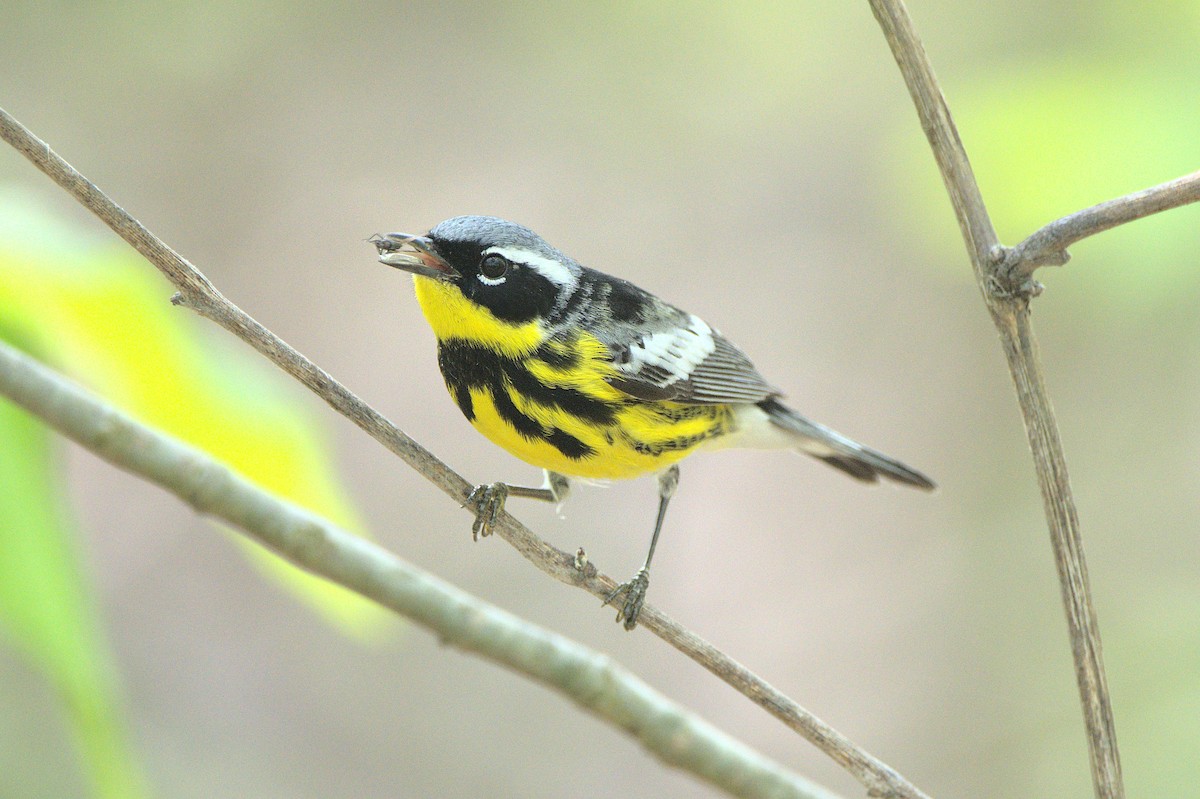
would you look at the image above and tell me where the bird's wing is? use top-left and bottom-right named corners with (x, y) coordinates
top-left (602, 312), bottom-right (781, 405)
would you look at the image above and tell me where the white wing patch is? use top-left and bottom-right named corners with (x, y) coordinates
top-left (625, 315), bottom-right (715, 387)
top-left (606, 315), bottom-right (779, 405)
top-left (483, 245), bottom-right (578, 290)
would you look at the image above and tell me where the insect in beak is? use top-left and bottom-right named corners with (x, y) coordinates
top-left (371, 233), bottom-right (462, 280)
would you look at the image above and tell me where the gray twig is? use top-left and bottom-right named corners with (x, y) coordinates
top-left (1002, 169), bottom-right (1200, 279)
top-left (0, 105), bottom-right (930, 799)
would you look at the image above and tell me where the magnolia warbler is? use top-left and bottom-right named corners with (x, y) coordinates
top-left (374, 216), bottom-right (934, 629)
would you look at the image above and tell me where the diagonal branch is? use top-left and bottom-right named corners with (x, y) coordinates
top-left (0, 340), bottom-right (843, 799)
top-left (867, 2), bottom-right (1125, 798)
top-left (1003, 169), bottom-right (1200, 278)
top-left (0, 106), bottom-right (931, 799)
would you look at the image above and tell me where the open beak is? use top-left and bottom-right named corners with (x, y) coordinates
top-left (371, 232), bottom-right (461, 280)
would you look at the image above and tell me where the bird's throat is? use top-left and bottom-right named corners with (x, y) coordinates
top-left (412, 275), bottom-right (545, 357)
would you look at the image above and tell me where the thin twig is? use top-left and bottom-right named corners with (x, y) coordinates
top-left (0, 340), bottom-right (845, 799)
top-left (0, 106), bottom-right (930, 799)
top-left (867, 2), bottom-right (1124, 798)
top-left (1003, 169), bottom-right (1200, 277)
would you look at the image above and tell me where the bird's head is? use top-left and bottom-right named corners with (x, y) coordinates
top-left (373, 216), bottom-right (582, 324)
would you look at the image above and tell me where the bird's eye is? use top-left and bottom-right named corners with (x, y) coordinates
top-left (479, 254), bottom-right (510, 280)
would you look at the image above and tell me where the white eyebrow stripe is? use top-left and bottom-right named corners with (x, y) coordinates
top-left (483, 245), bottom-right (577, 288)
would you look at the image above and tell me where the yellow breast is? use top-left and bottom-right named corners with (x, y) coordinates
top-left (411, 275), bottom-right (734, 479)
top-left (466, 387), bottom-right (733, 480)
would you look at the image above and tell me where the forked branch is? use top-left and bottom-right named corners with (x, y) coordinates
top-left (867, 2), bottom-right (1198, 799)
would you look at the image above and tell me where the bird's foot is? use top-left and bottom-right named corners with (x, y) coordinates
top-left (466, 482), bottom-right (509, 540)
top-left (604, 568), bottom-right (650, 631)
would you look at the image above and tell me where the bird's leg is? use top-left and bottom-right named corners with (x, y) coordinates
top-left (605, 464), bottom-right (680, 630)
top-left (467, 470), bottom-right (571, 540)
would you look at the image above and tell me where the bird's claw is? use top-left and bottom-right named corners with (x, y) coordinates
top-left (604, 568), bottom-right (650, 631)
top-left (466, 482), bottom-right (509, 540)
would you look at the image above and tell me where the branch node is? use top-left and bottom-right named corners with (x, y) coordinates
top-left (986, 247), bottom-right (1047, 301)
top-left (984, 274), bottom-right (1016, 302)
top-left (986, 274), bottom-right (1043, 302)
top-left (987, 243), bottom-right (1010, 268)
top-left (1004, 247), bottom-right (1071, 286)
top-left (1020, 278), bottom-right (1045, 299)
top-left (574, 547), bottom-right (589, 573)
top-left (169, 287), bottom-right (219, 319)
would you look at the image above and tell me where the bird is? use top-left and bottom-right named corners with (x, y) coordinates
top-left (373, 216), bottom-right (934, 630)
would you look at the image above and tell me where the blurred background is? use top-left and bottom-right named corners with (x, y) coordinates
top-left (2, 1), bottom-right (1199, 797)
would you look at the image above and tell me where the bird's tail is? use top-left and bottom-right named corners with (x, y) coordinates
top-left (759, 398), bottom-right (935, 490)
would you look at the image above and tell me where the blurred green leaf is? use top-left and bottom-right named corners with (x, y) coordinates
top-left (0, 190), bottom-right (392, 795)
top-left (0, 328), bottom-right (147, 799)
top-left (0, 190), bottom-right (389, 633)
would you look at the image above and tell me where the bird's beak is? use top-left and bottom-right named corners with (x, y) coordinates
top-left (371, 233), bottom-right (461, 280)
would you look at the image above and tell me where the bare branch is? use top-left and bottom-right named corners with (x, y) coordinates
top-left (0, 106), bottom-right (930, 799)
top-left (0, 340), bottom-right (846, 799)
top-left (867, 0), bottom-right (998, 274)
top-left (866, 2), bottom-right (1125, 798)
top-left (1004, 169), bottom-right (1200, 278)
